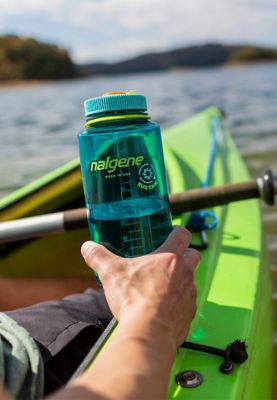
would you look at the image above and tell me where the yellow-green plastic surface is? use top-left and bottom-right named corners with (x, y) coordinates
top-left (0, 107), bottom-right (272, 398)
top-left (163, 107), bottom-right (272, 399)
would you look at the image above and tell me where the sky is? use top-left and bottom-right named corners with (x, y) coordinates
top-left (0, 0), bottom-right (277, 63)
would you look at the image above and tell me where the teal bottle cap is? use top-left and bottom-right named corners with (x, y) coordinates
top-left (84, 91), bottom-right (147, 117)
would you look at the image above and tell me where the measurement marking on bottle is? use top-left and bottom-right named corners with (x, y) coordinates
top-left (127, 229), bottom-right (144, 234)
top-left (121, 221), bottom-right (141, 227)
top-left (124, 245), bottom-right (145, 251)
top-left (122, 238), bottom-right (144, 243)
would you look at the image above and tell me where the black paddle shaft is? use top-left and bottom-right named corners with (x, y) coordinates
top-left (62, 170), bottom-right (276, 230)
top-left (0, 170), bottom-right (276, 244)
top-left (169, 170), bottom-right (276, 214)
top-left (62, 181), bottom-right (260, 230)
top-left (63, 180), bottom-right (262, 230)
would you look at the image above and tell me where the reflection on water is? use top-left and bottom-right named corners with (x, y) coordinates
top-left (0, 62), bottom-right (277, 396)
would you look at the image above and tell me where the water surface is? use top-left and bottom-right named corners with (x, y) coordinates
top-left (0, 62), bottom-right (277, 394)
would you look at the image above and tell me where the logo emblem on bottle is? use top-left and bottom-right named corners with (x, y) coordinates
top-left (138, 163), bottom-right (158, 190)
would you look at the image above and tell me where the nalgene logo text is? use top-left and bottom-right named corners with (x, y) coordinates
top-left (90, 156), bottom-right (144, 173)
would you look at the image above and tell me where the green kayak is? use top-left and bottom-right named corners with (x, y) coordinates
top-left (0, 106), bottom-right (272, 399)
top-left (164, 108), bottom-right (272, 399)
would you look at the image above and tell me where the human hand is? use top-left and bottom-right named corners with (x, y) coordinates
top-left (81, 227), bottom-right (200, 347)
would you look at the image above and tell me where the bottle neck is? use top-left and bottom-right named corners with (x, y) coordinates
top-left (84, 110), bottom-right (150, 129)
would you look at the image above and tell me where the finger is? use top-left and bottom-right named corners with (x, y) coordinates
top-left (154, 226), bottom-right (191, 255)
top-left (183, 248), bottom-right (201, 270)
top-left (81, 241), bottom-right (121, 274)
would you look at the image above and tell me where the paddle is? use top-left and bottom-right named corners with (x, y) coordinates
top-left (0, 170), bottom-right (276, 244)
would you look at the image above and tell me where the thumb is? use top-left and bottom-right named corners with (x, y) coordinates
top-left (81, 241), bottom-right (120, 274)
top-left (153, 226), bottom-right (191, 255)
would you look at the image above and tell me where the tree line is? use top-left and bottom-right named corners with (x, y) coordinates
top-left (1, 36), bottom-right (277, 81)
top-left (0, 35), bottom-right (75, 80)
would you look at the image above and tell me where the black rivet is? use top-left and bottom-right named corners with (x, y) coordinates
top-left (220, 361), bottom-right (234, 374)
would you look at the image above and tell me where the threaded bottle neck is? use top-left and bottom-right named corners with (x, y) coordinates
top-left (84, 110), bottom-right (150, 128)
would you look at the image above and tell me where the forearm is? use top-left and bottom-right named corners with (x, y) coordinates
top-left (0, 388), bottom-right (13, 400)
top-left (50, 305), bottom-right (176, 400)
top-left (47, 229), bottom-right (198, 400)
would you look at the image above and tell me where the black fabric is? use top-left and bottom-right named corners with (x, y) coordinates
top-left (5, 288), bottom-right (113, 395)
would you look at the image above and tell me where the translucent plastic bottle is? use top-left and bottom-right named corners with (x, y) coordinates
top-left (78, 91), bottom-right (172, 258)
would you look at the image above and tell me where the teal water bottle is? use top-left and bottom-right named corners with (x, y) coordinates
top-left (78, 91), bottom-right (172, 260)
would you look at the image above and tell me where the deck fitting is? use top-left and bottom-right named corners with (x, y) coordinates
top-left (175, 370), bottom-right (203, 388)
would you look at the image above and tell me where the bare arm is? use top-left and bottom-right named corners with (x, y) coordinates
top-left (0, 388), bottom-right (13, 400)
top-left (48, 227), bottom-right (200, 400)
top-left (64, 308), bottom-right (176, 400)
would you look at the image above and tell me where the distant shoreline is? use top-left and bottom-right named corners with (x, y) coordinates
top-left (1, 60), bottom-right (277, 91)
top-left (0, 77), bottom-right (80, 91)
top-left (1, 37), bottom-right (277, 83)
top-left (0, 80), bottom-right (51, 91)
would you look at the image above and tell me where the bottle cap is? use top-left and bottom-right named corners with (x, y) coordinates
top-left (84, 91), bottom-right (147, 117)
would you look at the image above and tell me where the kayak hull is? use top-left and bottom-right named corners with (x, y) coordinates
top-left (0, 107), bottom-right (272, 399)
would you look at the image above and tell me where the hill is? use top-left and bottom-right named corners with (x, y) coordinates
top-left (77, 43), bottom-right (277, 76)
top-left (0, 35), bottom-right (75, 81)
top-left (1, 38), bottom-right (277, 81)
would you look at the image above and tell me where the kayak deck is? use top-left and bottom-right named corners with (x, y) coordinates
top-left (0, 107), bottom-right (272, 399)
top-left (163, 108), bottom-right (272, 399)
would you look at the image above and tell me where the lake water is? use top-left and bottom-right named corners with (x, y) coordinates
top-left (0, 62), bottom-right (277, 394)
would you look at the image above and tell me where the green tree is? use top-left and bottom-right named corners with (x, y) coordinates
top-left (0, 35), bottom-right (76, 80)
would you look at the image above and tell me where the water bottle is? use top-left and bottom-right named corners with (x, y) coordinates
top-left (78, 91), bottom-right (172, 259)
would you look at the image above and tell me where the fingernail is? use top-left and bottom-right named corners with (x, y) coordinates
top-left (81, 241), bottom-right (91, 257)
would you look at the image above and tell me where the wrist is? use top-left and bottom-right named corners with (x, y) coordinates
top-left (73, 302), bottom-right (176, 400)
top-left (118, 301), bottom-right (177, 358)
